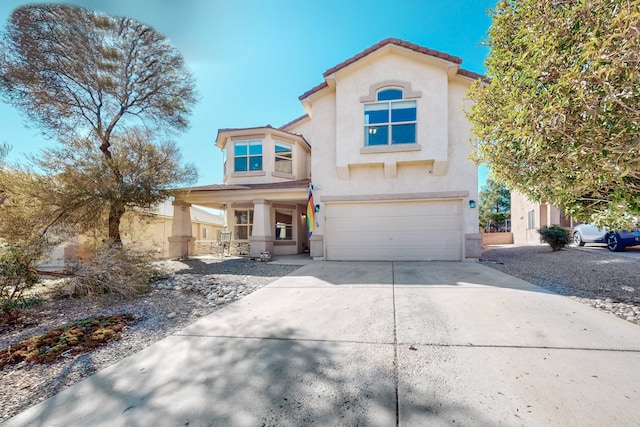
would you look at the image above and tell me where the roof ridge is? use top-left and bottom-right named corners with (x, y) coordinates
top-left (279, 114), bottom-right (309, 130)
top-left (300, 38), bottom-right (468, 100)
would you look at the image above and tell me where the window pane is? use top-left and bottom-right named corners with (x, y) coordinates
top-left (365, 125), bottom-right (389, 145)
top-left (392, 124), bottom-right (416, 144)
top-left (234, 142), bottom-right (247, 156)
top-left (377, 88), bottom-right (403, 101)
top-left (249, 142), bottom-right (262, 155)
top-left (234, 157), bottom-right (248, 172)
top-left (275, 210), bottom-right (293, 241)
top-left (364, 104), bottom-right (389, 124)
top-left (275, 142), bottom-right (292, 153)
top-left (249, 155), bottom-right (262, 171)
top-left (276, 225), bottom-right (293, 240)
top-left (236, 226), bottom-right (248, 240)
top-left (391, 101), bottom-right (416, 122)
top-left (235, 210), bottom-right (248, 224)
top-left (275, 157), bottom-right (292, 173)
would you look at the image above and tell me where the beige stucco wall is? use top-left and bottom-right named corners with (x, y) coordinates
top-left (306, 49), bottom-right (479, 259)
top-left (283, 116), bottom-right (312, 144)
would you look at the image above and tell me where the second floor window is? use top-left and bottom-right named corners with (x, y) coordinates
top-left (274, 142), bottom-right (293, 174)
top-left (234, 140), bottom-right (262, 172)
top-left (364, 88), bottom-right (416, 146)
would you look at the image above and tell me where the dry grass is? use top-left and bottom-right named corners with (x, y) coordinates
top-left (65, 246), bottom-right (159, 298)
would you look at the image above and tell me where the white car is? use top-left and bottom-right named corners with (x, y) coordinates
top-left (572, 223), bottom-right (607, 246)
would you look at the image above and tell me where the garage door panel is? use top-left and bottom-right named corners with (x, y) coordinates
top-left (325, 200), bottom-right (462, 261)
top-left (330, 202), bottom-right (461, 217)
top-left (328, 215), bottom-right (459, 233)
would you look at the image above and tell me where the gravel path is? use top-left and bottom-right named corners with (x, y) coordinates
top-left (481, 245), bottom-right (640, 324)
top-left (0, 256), bottom-right (300, 423)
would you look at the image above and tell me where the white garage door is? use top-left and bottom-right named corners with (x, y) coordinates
top-left (325, 200), bottom-right (462, 261)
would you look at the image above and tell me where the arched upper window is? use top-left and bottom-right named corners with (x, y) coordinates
top-left (377, 88), bottom-right (403, 101)
top-left (364, 87), bottom-right (417, 146)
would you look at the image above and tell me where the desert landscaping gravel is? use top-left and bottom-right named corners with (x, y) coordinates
top-left (0, 256), bottom-right (299, 423)
top-left (480, 245), bottom-right (640, 324)
top-left (1, 246), bottom-right (638, 422)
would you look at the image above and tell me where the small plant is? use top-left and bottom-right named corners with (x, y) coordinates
top-left (538, 225), bottom-right (570, 251)
top-left (0, 295), bottom-right (44, 314)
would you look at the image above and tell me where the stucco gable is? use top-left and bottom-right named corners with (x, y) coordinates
top-left (299, 38), bottom-right (484, 101)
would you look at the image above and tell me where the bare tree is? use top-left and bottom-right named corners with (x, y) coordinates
top-left (32, 128), bottom-right (197, 238)
top-left (0, 4), bottom-right (197, 244)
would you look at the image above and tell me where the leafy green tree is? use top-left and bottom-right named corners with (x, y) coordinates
top-left (467, 0), bottom-right (640, 230)
top-left (479, 178), bottom-right (510, 230)
top-left (0, 4), bottom-right (197, 244)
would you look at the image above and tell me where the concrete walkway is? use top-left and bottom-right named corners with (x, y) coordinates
top-left (5, 262), bottom-right (640, 426)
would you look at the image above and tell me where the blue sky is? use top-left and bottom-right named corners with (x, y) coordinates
top-left (0, 0), bottom-right (494, 188)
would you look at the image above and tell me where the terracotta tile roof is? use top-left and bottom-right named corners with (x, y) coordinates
top-left (457, 68), bottom-right (490, 83)
top-left (299, 38), bottom-right (486, 100)
top-left (299, 82), bottom-right (328, 102)
top-left (279, 114), bottom-right (309, 130)
top-left (187, 179), bottom-right (311, 193)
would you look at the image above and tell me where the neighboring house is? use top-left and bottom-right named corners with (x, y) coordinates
top-left (170, 38), bottom-right (483, 261)
top-left (39, 200), bottom-right (224, 269)
top-left (510, 190), bottom-right (577, 245)
top-left (141, 200), bottom-right (225, 258)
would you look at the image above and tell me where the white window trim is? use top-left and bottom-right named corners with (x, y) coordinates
top-left (233, 140), bottom-right (263, 173)
top-left (234, 209), bottom-right (254, 240)
top-left (363, 87), bottom-right (418, 147)
top-left (274, 140), bottom-right (293, 176)
top-left (274, 209), bottom-right (294, 241)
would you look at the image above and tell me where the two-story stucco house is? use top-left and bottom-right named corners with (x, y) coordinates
top-left (169, 38), bottom-right (483, 261)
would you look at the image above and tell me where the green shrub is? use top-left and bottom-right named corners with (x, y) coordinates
top-left (0, 245), bottom-right (41, 310)
top-left (538, 225), bottom-right (570, 251)
top-left (0, 295), bottom-right (44, 313)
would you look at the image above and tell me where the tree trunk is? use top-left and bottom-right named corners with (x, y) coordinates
top-left (108, 199), bottom-right (125, 246)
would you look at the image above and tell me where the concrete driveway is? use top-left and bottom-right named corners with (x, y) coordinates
top-left (5, 261), bottom-right (640, 426)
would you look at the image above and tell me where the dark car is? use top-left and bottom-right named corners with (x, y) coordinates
top-left (573, 223), bottom-right (640, 252)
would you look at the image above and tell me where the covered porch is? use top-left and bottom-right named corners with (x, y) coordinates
top-left (169, 180), bottom-right (311, 259)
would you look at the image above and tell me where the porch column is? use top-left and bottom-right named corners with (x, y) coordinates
top-left (168, 200), bottom-right (195, 258)
top-left (249, 199), bottom-right (274, 257)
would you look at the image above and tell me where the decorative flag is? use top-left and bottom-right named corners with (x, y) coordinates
top-left (307, 184), bottom-right (315, 237)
